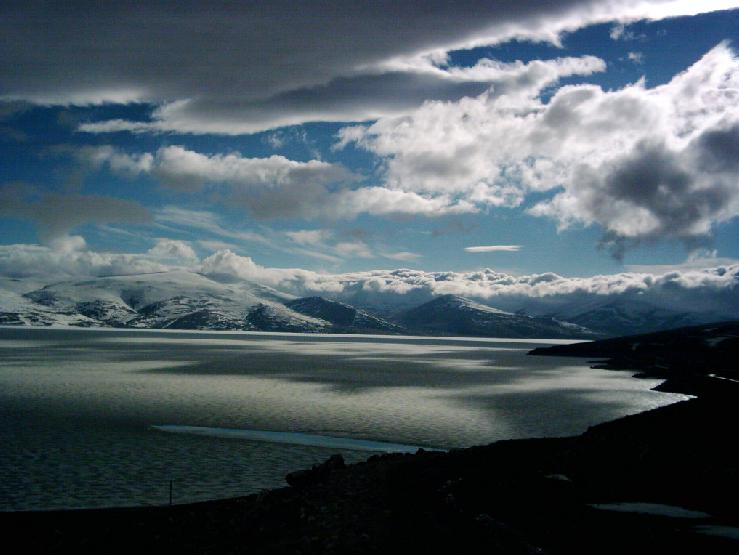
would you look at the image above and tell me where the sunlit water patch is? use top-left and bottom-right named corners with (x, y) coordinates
top-left (0, 327), bottom-right (687, 511)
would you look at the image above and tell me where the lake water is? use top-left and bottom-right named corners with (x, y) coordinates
top-left (0, 327), bottom-right (687, 511)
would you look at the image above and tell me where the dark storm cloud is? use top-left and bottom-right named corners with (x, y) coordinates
top-left (540, 122), bottom-right (739, 258)
top-left (694, 123), bottom-right (739, 173)
top-left (0, 1), bottom-right (717, 133)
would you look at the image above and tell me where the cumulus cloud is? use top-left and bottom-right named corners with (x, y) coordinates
top-left (465, 245), bottom-right (522, 253)
top-left (0, 182), bottom-right (151, 241)
top-left (340, 42), bottom-right (739, 250)
top-left (199, 249), bottom-right (345, 293)
top-left (3, 1), bottom-right (736, 133)
top-left (1, 241), bottom-right (735, 319)
top-left (88, 145), bottom-right (474, 219)
top-left (147, 239), bottom-right (198, 264)
top-left (194, 248), bottom-right (738, 318)
top-left (625, 248), bottom-right (738, 273)
top-left (0, 241), bottom-right (172, 278)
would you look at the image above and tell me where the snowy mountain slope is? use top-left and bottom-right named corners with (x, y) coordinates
top-left (399, 295), bottom-right (595, 339)
top-left (1, 271), bottom-right (301, 330)
top-left (244, 302), bottom-right (330, 332)
top-left (3, 270), bottom-right (728, 338)
top-left (539, 297), bottom-right (721, 337)
top-left (285, 297), bottom-right (403, 333)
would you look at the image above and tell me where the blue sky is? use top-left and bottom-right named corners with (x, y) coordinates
top-left (1, 2), bottom-right (738, 281)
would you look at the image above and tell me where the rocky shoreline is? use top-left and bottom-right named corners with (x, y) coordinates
top-left (2, 322), bottom-right (737, 554)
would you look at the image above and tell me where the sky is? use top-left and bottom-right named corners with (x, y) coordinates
top-left (1, 1), bottom-right (738, 292)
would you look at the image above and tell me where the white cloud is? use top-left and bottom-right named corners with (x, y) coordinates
top-left (89, 145), bottom-right (476, 219)
top-left (624, 249), bottom-right (738, 273)
top-left (199, 249), bottom-right (345, 293)
top-left (465, 245), bottom-right (522, 253)
top-left (627, 51), bottom-right (644, 64)
top-left (285, 229), bottom-right (374, 260)
top-left (285, 229), bottom-right (334, 246)
top-left (197, 249), bottom-right (735, 299)
top-left (155, 206), bottom-right (274, 247)
top-left (1, 243), bottom-right (736, 319)
top-left (340, 43), bottom-right (739, 250)
top-left (334, 241), bottom-right (374, 259)
top-left (0, 242), bottom-right (173, 278)
top-left (147, 239), bottom-right (198, 264)
top-left (197, 239), bottom-right (241, 252)
top-left (382, 251), bottom-right (423, 262)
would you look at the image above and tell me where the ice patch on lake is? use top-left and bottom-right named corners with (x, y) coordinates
top-left (590, 502), bottom-right (710, 519)
top-left (152, 425), bottom-right (426, 453)
top-left (693, 525), bottom-right (739, 540)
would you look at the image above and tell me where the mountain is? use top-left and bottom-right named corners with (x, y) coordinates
top-left (398, 295), bottom-right (594, 339)
top-left (530, 321), bottom-right (739, 393)
top-left (7, 270), bottom-right (727, 339)
top-left (543, 297), bottom-right (719, 337)
top-left (285, 297), bottom-right (403, 334)
top-left (0, 271), bottom-right (313, 331)
top-left (244, 303), bottom-right (329, 332)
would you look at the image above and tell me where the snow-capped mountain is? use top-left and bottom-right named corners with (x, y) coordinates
top-left (2, 269), bottom-right (731, 338)
top-left (285, 297), bottom-right (402, 334)
top-left (2, 271), bottom-right (305, 330)
top-left (398, 295), bottom-right (595, 339)
top-left (545, 298), bottom-right (719, 337)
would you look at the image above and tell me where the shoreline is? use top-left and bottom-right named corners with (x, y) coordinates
top-left (2, 395), bottom-right (737, 554)
top-left (2, 322), bottom-right (737, 553)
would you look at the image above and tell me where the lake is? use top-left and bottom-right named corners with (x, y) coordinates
top-left (0, 327), bottom-right (687, 511)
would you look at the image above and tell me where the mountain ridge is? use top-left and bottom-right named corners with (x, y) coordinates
top-left (1, 270), bottom-right (733, 338)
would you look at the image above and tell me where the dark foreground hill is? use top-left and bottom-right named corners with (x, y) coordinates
top-left (3, 397), bottom-right (737, 554)
top-left (530, 321), bottom-right (739, 394)
top-left (3, 322), bottom-right (738, 554)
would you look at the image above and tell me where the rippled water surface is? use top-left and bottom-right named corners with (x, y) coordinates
top-left (0, 327), bottom-right (687, 510)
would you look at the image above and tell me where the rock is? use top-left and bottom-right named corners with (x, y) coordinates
top-left (286, 454), bottom-right (346, 488)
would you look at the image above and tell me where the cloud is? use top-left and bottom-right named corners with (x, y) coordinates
top-left (334, 241), bottom-right (374, 259)
top-left (89, 145), bottom-right (475, 219)
top-left (90, 146), bottom-right (360, 218)
top-left (1, 242), bottom-right (735, 320)
top-left (194, 249), bottom-right (739, 319)
top-left (285, 229), bottom-right (374, 261)
top-left (285, 229), bottom-right (334, 246)
top-left (0, 240), bottom-right (173, 278)
top-left (147, 238), bottom-right (198, 264)
top-left (465, 245), bottom-right (522, 253)
top-left (627, 51), bottom-right (644, 63)
top-left (155, 206), bottom-right (274, 247)
top-left (4, 2), bottom-right (736, 133)
top-left (198, 249), bottom-right (345, 293)
top-left (625, 249), bottom-right (738, 273)
top-left (609, 22), bottom-right (645, 40)
top-left (340, 43), bottom-right (739, 250)
top-left (0, 182), bottom-right (151, 241)
top-left (381, 251), bottom-right (423, 262)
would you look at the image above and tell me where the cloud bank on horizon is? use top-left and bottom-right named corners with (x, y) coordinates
top-left (1, 1), bottom-right (738, 295)
top-left (1, 242), bottom-right (735, 320)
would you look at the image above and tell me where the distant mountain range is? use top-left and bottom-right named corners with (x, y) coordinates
top-left (0, 270), bottom-right (733, 338)
top-left (398, 295), bottom-right (592, 339)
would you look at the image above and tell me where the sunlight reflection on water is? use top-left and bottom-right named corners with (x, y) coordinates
top-left (0, 327), bottom-right (687, 510)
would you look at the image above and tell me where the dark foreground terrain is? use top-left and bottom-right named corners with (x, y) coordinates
top-left (2, 322), bottom-right (738, 554)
